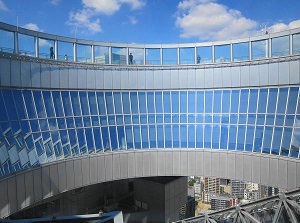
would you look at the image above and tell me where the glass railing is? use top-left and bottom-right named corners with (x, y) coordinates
top-left (0, 22), bottom-right (300, 66)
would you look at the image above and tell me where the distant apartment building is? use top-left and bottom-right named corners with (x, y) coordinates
top-left (204, 177), bottom-right (221, 194)
top-left (230, 180), bottom-right (245, 199)
top-left (210, 196), bottom-right (237, 210)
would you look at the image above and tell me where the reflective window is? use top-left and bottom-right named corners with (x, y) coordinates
top-left (58, 41), bottom-right (73, 61)
top-left (134, 126), bottom-right (141, 148)
top-left (267, 88), bottom-right (278, 113)
top-left (180, 47), bottom-right (194, 64)
top-left (77, 44), bottom-right (91, 62)
top-left (18, 34), bottom-right (35, 56)
top-left (204, 125), bottom-right (212, 148)
top-left (141, 125), bottom-right (149, 148)
top-left (275, 115), bottom-right (284, 126)
top-left (230, 90), bottom-right (239, 113)
top-left (293, 33), bottom-right (300, 55)
top-left (188, 92), bottom-right (196, 113)
top-left (196, 125), bottom-right (203, 148)
top-left (122, 92), bottom-right (130, 114)
top-left (165, 125), bottom-right (172, 148)
top-left (33, 91), bottom-right (46, 118)
top-left (42, 92), bottom-right (55, 117)
top-left (272, 36), bottom-right (289, 57)
top-left (1, 90), bottom-right (18, 121)
top-left (12, 91), bottom-right (26, 119)
top-left (188, 125), bottom-right (195, 148)
top-left (239, 89), bottom-right (248, 113)
top-left (149, 125), bottom-right (156, 148)
top-left (196, 46), bottom-right (212, 64)
top-left (113, 92), bottom-right (122, 114)
top-left (147, 92), bottom-right (155, 113)
top-left (130, 92), bottom-right (138, 114)
top-left (237, 125), bottom-right (246, 151)
top-left (94, 46), bottom-right (109, 64)
top-left (286, 87), bottom-right (298, 114)
top-left (172, 124), bottom-right (180, 148)
top-left (180, 91), bottom-right (187, 113)
top-left (102, 127), bottom-right (110, 150)
top-left (70, 91), bottom-right (81, 116)
top-left (117, 126), bottom-right (125, 150)
top-left (248, 89), bottom-right (258, 113)
top-left (262, 126), bottom-right (272, 154)
top-left (253, 126), bottom-right (263, 153)
top-left (266, 115), bottom-right (275, 125)
top-left (272, 127), bottom-right (282, 155)
top-left (205, 91), bottom-right (213, 113)
top-left (157, 125), bottom-right (164, 148)
top-left (146, 48), bottom-right (160, 65)
top-left (220, 125), bottom-right (228, 149)
top-left (0, 29), bottom-right (14, 53)
top-left (277, 88), bottom-right (288, 114)
top-left (180, 124), bottom-right (187, 148)
top-left (257, 89), bottom-right (268, 113)
top-left (228, 125), bottom-right (237, 150)
top-left (281, 127), bottom-right (292, 156)
top-left (155, 92), bottom-right (163, 113)
top-left (215, 44), bottom-right (230, 62)
top-left (222, 90), bottom-right (230, 113)
top-left (212, 125), bottom-right (220, 149)
top-left (23, 91), bottom-right (36, 118)
top-left (138, 92), bottom-right (147, 113)
top-left (112, 47), bottom-right (126, 65)
top-left (163, 92), bottom-right (171, 113)
top-left (163, 48), bottom-right (177, 65)
top-left (233, 42), bottom-right (249, 61)
top-left (247, 114), bottom-right (256, 124)
top-left (171, 91), bottom-right (179, 113)
top-left (129, 48), bottom-right (144, 65)
top-left (88, 92), bottom-right (98, 115)
top-left (61, 92), bottom-right (72, 116)
top-left (213, 91), bottom-right (221, 113)
top-left (80, 92), bottom-right (89, 116)
top-left (39, 38), bottom-right (55, 59)
top-left (245, 126), bottom-right (254, 151)
top-left (252, 40), bottom-right (268, 59)
top-left (196, 91), bottom-right (204, 113)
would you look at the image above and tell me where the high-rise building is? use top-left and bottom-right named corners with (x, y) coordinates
top-left (204, 177), bottom-right (221, 194)
top-left (230, 180), bottom-right (245, 199)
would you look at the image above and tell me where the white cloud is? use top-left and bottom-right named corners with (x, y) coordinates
top-left (267, 20), bottom-right (300, 33)
top-left (176, 0), bottom-right (257, 41)
top-left (50, 0), bottom-right (60, 5)
top-left (0, 0), bottom-right (8, 11)
top-left (129, 16), bottom-right (137, 25)
top-left (23, 23), bottom-right (44, 32)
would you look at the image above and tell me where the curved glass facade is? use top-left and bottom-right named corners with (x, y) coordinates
top-left (0, 87), bottom-right (299, 178)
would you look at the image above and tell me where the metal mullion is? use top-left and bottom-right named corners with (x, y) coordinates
top-left (288, 88), bottom-right (300, 158)
top-left (279, 87), bottom-right (291, 156)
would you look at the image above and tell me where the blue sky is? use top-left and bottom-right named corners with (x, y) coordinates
top-left (0, 0), bottom-right (300, 44)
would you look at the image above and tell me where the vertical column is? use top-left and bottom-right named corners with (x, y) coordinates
top-left (212, 45), bottom-right (215, 63)
top-left (109, 46), bottom-right (112, 64)
top-left (34, 36), bottom-right (39, 58)
top-left (290, 34), bottom-right (293, 55)
top-left (143, 47), bottom-right (146, 65)
top-left (14, 31), bottom-right (19, 54)
top-left (126, 47), bottom-right (129, 65)
top-left (73, 42), bottom-right (77, 62)
top-left (91, 45), bottom-right (94, 63)
top-left (177, 47), bottom-right (180, 65)
top-left (160, 47), bottom-right (163, 65)
top-left (267, 38), bottom-right (271, 58)
top-left (194, 46), bottom-right (197, 64)
top-left (54, 40), bottom-right (58, 60)
top-left (249, 41), bottom-right (252, 60)
top-left (230, 43), bottom-right (233, 62)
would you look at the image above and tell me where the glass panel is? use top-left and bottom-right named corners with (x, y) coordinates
top-left (277, 88), bottom-right (288, 114)
top-left (129, 48), bottom-right (144, 65)
top-left (213, 91), bottom-right (221, 113)
top-left (149, 125), bottom-right (156, 148)
top-left (102, 127), bottom-right (110, 151)
top-left (212, 125), bottom-right (220, 149)
top-left (109, 126), bottom-right (118, 150)
top-left (253, 126), bottom-right (263, 153)
top-left (105, 92), bottom-right (114, 115)
top-left (138, 92), bottom-right (147, 113)
top-left (228, 125), bottom-right (237, 150)
top-left (155, 92), bottom-right (163, 113)
top-left (52, 91), bottom-right (64, 117)
top-left (222, 90), bottom-right (230, 113)
top-left (180, 47), bottom-right (194, 64)
top-left (293, 33), bottom-right (300, 55)
top-left (230, 90), bottom-right (239, 113)
top-left (162, 48), bottom-right (177, 65)
top-left (117, 126), bottom-right (125, 150)
top-left (0, 29), bottom-right (14, 53)
top-left (188, 92), bottom-right (196, 113)
top-left (1, 90), bottom-right (18, 120)
top-left (220, 125), bottom-right (228, 149)
top-left (196, 46), bottom-right (212, 64)
top-left (157, 125), bottom-right (164, 148)
top-left (215, 44), bottom-right (230, 62)
top-left (122, 92), bottom-right (130, 114)
top-left (70, 91), bottom-right (81, 116)
top-left (180, 91), bottom-right (187, 113)
top-left (287, 87), bottom-right (298, 114)
top-left (147, 92), bottom-right (155, 113)
top-left (248, 89), bottom-right (258, 113)
top-left (145, 48), bottom-right (160, 65)
top-left (88, 92), bottom-right (98, 115)
top-left (79, 92), bottom-right (89, 116)
top-left (171, 91), bottom-right (179, 113)
top-left (262, 126), bottom-right (272, 153)
top-left (204, 125), bottom-right (212, 148)
top-left (281, 127), bottom-right (292, 156)
top-left (77, 44), bottom-right (91, 62)
top-left (141, 125), bottom-right (149, 148)
top-left (267, 88), bottom-right (278, 113)
top-left (23, 91), bottom-right (36, 118)
top-left (112, 47), bottom-right (126, 65)
top-left (113, 92), bottom-right (122, 114)
top-left (266, 114), bottom-right (275, 125)
top-left (245, 125), bottom-right (254, 151)
top-left (233, 42), bottom-right (249, 61)
top-left (180, 125), bottom-right (187, 148)
top-left (205, 91), bottom-right (213, 113)
top-left (165, 125), bottom-right (172, 148)
top-left (12, 91), bottom-right (26, 119)
top-left (196, 125), bottom-right (203, 148)
top-left (58, 41), bottom-right (73, 61)
top-left (272, 127), bottom-right (282, 154)
top-left (61, 91), bottom-right (72, 116)
top-left (272, 36), bottom-right (289, 57)
top-left (163, 92), bottom-right (171, 113)
top-left (252, 40), bottom-right (268, 59)
top-left (42, 91), bottom-right (55, 117)
top-left (196, 91), bottom-right (204, 113)
top-left (94, 46), bottom-right (109, 64)
top-left (239, 89), bottom-right (249, 113)
top-left (18, 34), bottom-right (35, 56)
top-left (172, 124), bottom-right (180, 148)
top-left (257, 89), bottom-right (268, 113)
top-left (237, 125), bottom-right (246, 151)
top-left (39, 38), bottom-right (55, 59)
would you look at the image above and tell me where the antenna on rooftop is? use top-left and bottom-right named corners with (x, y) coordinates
top-left (260, 23), bottom-right (268, 35)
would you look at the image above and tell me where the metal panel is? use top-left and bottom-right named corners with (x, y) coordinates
top-left (16, 173), bottom-right (26, 209)
top-left (287, 161), bottom-right (297, 190)
top-left (145, 70), bottom-right (154, 89)
top-left (112, 70), bottom-right (121, 89)
top-left (269, 158), bottom-right (278, 187)
top-left (50, 65), bottom-right (60, 88)
top-left (11, 59), bottom-right (21, 86)
top-left (222, 67), bottom-right (231, 87)
top-left (180, 151), bottom-right (188, 176)
top-left (40, 64), bottom-right (51, 88)
top-left (95, 69), bottom-right (104, 89)
top-left (157, 151), bottom-right (166, 175)
top-left (231, 66), bottom-right (240, 87)
top-left (203, 151), bottom-right (211, 176)
top-left (90, 156), bottom-right (98, 184)
top-left (66, 160), bottom-right (75, 190)
top-left (82, 157), bottom-right (90, 186)
top-left (97, 155), bottom-right (105, 182)
top-left (33, 168), bottom-right (42, 201)
top-left (163, 69), bottom-right (171, 89)
top-left (179, 70), bottom-right (188, 88)
top-left (211, 152), bottom-right (220, 177)
top-left (137, 70), bottom-right (146, 89)
top-left (268, 62), bottom-right (279, 85)
top-left (297, 162), bottom-right (300, 188)
top-left (252, 155), bottom-right (261, 183)
top-left (0, 58), bottom-right (11, 86)
top-left (86, 69), bottom-right (95, 89)
top-left (103, 70), bottom-right (113, 89)
top-left (187, 151), bottom-right (196, 176)
top-left (258, 64), bottom-right (269, 85)
top-left (278, 61), bottom-right (289, 85)
top-left (260, 157), bottom-right (269, 186)
top-left (127, 153), bottom-right (135, 178)
top-left (112, 154), bottom-right (120, 180)
top-left (172, 151), bottom-right (180, 175)
top-left (213, 67), bottom-right (222, 88)
top-left (170, 70), bottom-right (180, 88)
top-left (235, 154), bottom-right (244, 180)
top-left (188, 69), bottom-right (196, 88)
top-left (227, 153), bottom-right (235, 179)
top-left (129, 70), bottom-right (139, 89)
top-left (30, 62), bottom-right (41, 88)
top-left (0, 179), bottom-right (8, 218)
top-left (119, 153), bottom-right (128, 179)
top-left (195, 151), bottom-right (203, 176)
top-left (68, 68), bottom-right (78, 88)
top-left (150, 151), bottom-right (158, 176)
top-left (278, 159), bottom-right (288, 189)
top-left (42, 166), bottom-right (51, 199)
top-left (21, 60), bottom-right (31, 87)
top-left (219, 152), bottom-right (228, 178)
top-left (77, 68), bottom-right (87, 89)
top-left (105, 155), bottom-right (113, 181)
top-left (24, 171), bottom-right (34, 207)
top-left (120, 70), bottom-right (129, 89)
top-left (142, 152), bottom-right (150, 176)
top-left (249, 65), bottom-right (259, 86)
top-left (153, 70), bottom-right (163, 89)
top-left (240, 65), bottom-right (250, 87)
top-left (74, 159), bottom-right (83, 188)
top-left (57, 162), bottom-right (67, 193)
top-left (204, 68), bottom-right (213, 88)
top-left (243, 155), bottom-right (252, 182)
top-left (195, 69), bottom-right (205, 88)
top-left (7, 177), bottom-right (17, 214)
top-left (289, 60), bottom-right (300, 84)
top-left (49, 164), bottom-right (59, 196)
top-left (135, 152), bottom-right (143, 177)
top-left (59, 67), bottom-right (69, 88)
top-left (165, 151), bottom-right (173, 175)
